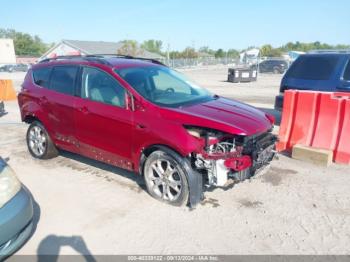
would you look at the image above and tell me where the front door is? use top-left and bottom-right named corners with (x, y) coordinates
top-left (75, 66), bottom-right (134, 170)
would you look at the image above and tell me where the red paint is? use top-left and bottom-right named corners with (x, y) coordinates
top-left (224, 156), bottom-right (252, 171)
top-left (18, 58), bottom-right (274, 172)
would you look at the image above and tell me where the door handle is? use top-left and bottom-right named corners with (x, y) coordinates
top-left (39, 96), bottom-right (48, 105)
top-left (136, 123), bottom-right (147, 130)
top-left (78, 106), bottom-right (89, 114)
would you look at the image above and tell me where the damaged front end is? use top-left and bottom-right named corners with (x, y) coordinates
top-left (186, 126), bottom-right (277, 187)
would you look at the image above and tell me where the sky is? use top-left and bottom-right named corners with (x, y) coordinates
top-left (1, 0), bottom-right (350, 51)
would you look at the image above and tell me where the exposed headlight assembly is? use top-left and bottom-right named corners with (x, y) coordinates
top-left (0, 158), bottom-right (21, 208)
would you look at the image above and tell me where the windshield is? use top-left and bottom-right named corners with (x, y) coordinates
top-left (115, 66), bottom-right (213, 107)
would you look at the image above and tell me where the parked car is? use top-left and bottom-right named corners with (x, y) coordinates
top-left (18, 55), bottom-right (276, 207)
top-left (0, 65), bottom-right (12, 72)
top-left (10, 64), bottom-right (29, 72)
top-left (275, 51), bottom-right (350, 111)
top-left (252, 59), bottom-right (288, 74)
top-left (0, 157), bottom-right (34, 260)
top-left (0, 64), bottom-right (29, 73)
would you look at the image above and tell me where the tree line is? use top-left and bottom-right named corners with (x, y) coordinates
top-left (260, 42), bottom-right (350, 57)
top-left (116, 40), bottom-right (240, 59)
top-left (1, 28), bottom-right (349, 58)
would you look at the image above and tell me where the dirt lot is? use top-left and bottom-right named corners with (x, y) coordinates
top-left (1, 68), bottom-right (350, 256)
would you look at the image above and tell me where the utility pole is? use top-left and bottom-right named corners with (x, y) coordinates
top-left (167, 43), bottom-right (170, 65)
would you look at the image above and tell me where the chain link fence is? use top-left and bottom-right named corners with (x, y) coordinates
top-left (163, 57), bottom-right (240, 69)
top-left (163, 56), bottom-right (292, 71)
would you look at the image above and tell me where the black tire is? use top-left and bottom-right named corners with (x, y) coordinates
top-left (273, 67), bottom-right (281, 74)
top-left (143, 150), bottom-right (189, 206)
top-left (26, 121), bottom-right (58, 159)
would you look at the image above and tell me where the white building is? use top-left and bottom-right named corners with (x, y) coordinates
top-left (0, 39), bottom-right (16, 65)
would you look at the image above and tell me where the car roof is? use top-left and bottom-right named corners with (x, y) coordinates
top-left (304, 51), bottom-right (350, 58)
top-left (32, 55), bottom-right (165, 70)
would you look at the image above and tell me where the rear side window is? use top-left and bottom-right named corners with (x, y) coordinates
top-left (343, 61), bottom-right (350, 81)
top-left (286, 56), bottom-right (339, 80)
top-left (33, 67), bottom-right (51, 88)
top-left (49, 66), bottom-right (78, 95)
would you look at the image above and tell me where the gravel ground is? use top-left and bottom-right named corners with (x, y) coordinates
top-left (1, 68), bottom-right (350, 256)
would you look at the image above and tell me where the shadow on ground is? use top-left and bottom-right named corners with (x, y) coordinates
top-left (37, 235), bottom-right (96, 262)
top-left (59, 151), bottom-right (145, 190)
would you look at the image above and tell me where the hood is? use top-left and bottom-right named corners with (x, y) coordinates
top-left (165, 97), bottom-right (272, 136)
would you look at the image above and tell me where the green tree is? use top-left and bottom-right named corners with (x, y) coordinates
top-left (117, 40), bottom-right (144, 56)
top-left (279, 41), bottom-right (350, 53)
top-left (141, 40), bottom-right (163, 55)
top-left (181, 47), bottom-right (198, 58)
top-left (260, 44), bottom-right (282, 57)
top-left (227, 49), bottom-right (239, 58)
top-left (198, 46), bottom-right (215, 55)
top-left (169, 51), bottom-right (181, 59)
top-left (0, 28), bottom-right (49, 56)
top-left (215, 49), bottom-right (225, 58)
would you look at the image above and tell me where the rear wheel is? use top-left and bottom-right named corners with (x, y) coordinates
top-left (26, 121), bottom-right (58, 159)
top-left (273, 67), bottom-right (281, 74)
top-left (143, 150), bottom-right (189, 206)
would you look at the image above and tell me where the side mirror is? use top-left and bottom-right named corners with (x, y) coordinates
top-left (35, 80), bottom-right (44, 86)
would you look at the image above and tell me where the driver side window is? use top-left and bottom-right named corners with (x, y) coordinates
top-left (153, 70), bottom-right (191, 94)
top-left (81, 67), bottom-right (125, 108)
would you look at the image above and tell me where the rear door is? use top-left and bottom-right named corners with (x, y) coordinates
top-left (75, 66), bottom-right (134, 170)
top-left (46, 65), bottom-right (80, 152)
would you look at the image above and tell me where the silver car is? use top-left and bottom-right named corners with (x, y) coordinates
top-left (0, 157), bottom-right (33, 260)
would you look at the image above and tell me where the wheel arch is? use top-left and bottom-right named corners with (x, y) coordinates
top-left (139, 144), bottom-right (203, 208)
top-left (138, 144), bottom-right (185, 175)
top-left (23, 114), bottom-right (40, 124)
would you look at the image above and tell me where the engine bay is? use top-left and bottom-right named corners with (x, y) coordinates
top-left (186, 126), bottom-right (277, 187)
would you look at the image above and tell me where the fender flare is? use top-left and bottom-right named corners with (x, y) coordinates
top-left (140, 145), bottom-right (203, 208)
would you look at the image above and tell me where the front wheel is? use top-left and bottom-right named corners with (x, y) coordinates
top-left (273, 67), bottom-right (281, 74)
top-left (143, 150), bottom-right (189, 206)
top-left (26, 121), bottom-right (58, 159)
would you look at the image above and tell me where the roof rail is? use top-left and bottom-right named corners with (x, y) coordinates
top-left (308, 49), bottom-right (350, 54)
top-left (38, 55), bottom-right (112, 66)
top-left (39, 54), bottom-right (166, 66)
top-left (91, 54), bottom-right (166, 66)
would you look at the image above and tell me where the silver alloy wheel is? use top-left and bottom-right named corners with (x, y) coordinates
top-left (28, 126), bottom-right (46, 157)
top-left (146, 159), bottom-right (182, 201)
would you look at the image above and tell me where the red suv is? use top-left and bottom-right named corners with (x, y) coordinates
top-left (18, 55), bottom-right (276, 207)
